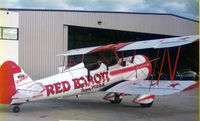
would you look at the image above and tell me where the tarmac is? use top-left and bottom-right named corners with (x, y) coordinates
top-left (0, 89), bottom-right (199, 121)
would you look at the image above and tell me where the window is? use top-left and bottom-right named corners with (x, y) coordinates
top-left (0, 27), bottom-right (18, 40)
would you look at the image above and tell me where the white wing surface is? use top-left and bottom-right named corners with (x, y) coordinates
top-left (58, 46), bottom-right (100, 56)
top-left (119, 35), bottom-right (199, 51)
top-left (58, 35), bottom-right (199, 56)
top-left (106, 80), bottom-right (198, 95)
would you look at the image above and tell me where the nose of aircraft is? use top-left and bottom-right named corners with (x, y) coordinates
top-left (135, 55), bottom-right (152, 79)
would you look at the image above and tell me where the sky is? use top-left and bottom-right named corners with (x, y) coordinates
top-left (0, 0), bottom-right (199, 21)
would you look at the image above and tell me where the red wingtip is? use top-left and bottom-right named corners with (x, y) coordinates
top-left (182, 81), bottom-right (199, 92)
top-left (0, 61), bottom-right (21, 104)
top-left (194, 39), bottom-right (199, 42)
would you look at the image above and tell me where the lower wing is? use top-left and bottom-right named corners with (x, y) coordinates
top-left (106, 80), bottom-right (199, 95)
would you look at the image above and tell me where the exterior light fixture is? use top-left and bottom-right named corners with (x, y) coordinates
top-left (98, 21), bottom-right (102, 25)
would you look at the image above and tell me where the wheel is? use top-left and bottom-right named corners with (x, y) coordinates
top-left (140, 101), bottom-right (153, 108)
top-left (13, 106), bottom-right (20, 113)
top-left (110, 94), bottom-right (122, 104)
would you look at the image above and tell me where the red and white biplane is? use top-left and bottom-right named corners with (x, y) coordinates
top-left (0, 35), bottom-right (199, 113)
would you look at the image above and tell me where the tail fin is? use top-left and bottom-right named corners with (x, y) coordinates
top-left (13, 70), bottom-right (33, 87)
top-left (0, 61), bottom-right (21, 104)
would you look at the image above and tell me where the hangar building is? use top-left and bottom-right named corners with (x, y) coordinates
top-left (1, 9), bottom-right (198, 80)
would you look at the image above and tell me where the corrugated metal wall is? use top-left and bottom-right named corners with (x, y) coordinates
top-left (18, 10), bottom-right (199, 79)
top-left (19, 11), bottom-right (64, 79)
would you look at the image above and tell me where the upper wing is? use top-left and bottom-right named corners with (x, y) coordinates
top-left (105, 80), bottom-right (199, 95)
top-left (57, 46), bottom-right (100, 56)
top-left (58, 35), bottom-right (199, 56)
top-left (119, 35), bottom-right (199, 51)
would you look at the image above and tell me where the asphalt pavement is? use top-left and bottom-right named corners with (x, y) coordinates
top-left (0, 89), bottom-right (198, 121)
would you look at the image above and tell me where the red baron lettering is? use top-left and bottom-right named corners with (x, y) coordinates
top-left (80, 77), bottom-right (88, 87)
top-left (100, 72), bottom-right (110, 82)
top-left (54, 83), bottom-right (62, 94)
top-left (73, 72), bottom-right (109, 90)
top-left (45, 85), bottom-right (55, 96)
top-left (81, 88), bottom-right (91, 92)
top-left (61, 81), bottom-right (71, 92)
top-left (72, 79), bottom-right (81, 89)
top-left (45, 81), bottom-right (71, 96)
top-left (91, 85), bottom-right (99, 89)
top-left (94, 74), bottom-right (101, 84)
top-left (83, 83), bottom-right (106, 92)
top-left (45, 72), bottom-right (109, 96)
top-left (86, 75), bottom-right (94, 86)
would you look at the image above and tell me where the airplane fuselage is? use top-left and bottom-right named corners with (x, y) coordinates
top-left (11, 55), bottom-right (152, 105)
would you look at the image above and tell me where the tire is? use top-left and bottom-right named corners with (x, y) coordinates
top-left (110, 94), bottom-right (122, 104)
top-left (13, 106), bottom-right (20, 113)
top-left (140, 101), bottom-right (153, 108)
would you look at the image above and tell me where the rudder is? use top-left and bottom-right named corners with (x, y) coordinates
top-left (0, 61), bottom-right (21, 104)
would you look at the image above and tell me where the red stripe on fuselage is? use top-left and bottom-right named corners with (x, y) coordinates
top-left (109, 63), bottom-right (148, 76)
top-left (110, 55), bottom-right (152, 77)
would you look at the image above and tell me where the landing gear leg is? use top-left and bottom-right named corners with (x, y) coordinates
top-left (13, 105), bottom-right (20, 113)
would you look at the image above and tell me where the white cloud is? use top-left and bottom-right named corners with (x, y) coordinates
top-left (112, 0), bottom-right (148, 12)
top-left (6, 0), bottom-right (19, 2)
top-left (162, 1), bottom-right (187, 11)
top-left (0, 0), bottom-right (198, 20)
top-left (4, 0), bottom-right (21, 8)
top-left (56, 3), bottom-right (84, 10)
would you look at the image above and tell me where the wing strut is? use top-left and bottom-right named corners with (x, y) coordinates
top-left (72, 56), bottom-right (76, 65)
top-left (149, 50), bottom-right (159, 90)
top-left (81, 55), bottom-right (84, 62)
top-left (167, 46), bottom-right (181, 82)
top-left (68, 56), bottom-right (71, 69)
top-left (157, 49), bottom-right (166, 85)
top-left (113, 51), bottom-right (119, 60)
top-left (156, 46), bottom-right (181, 85)
top-left (62, 56), bottom-right (66, 71)
top-left (131, 50), bottom-right (136, 63)
top-left (99, 52), bottom-right (110, 64)
top-left (121, 52), bottom-right (124, 65)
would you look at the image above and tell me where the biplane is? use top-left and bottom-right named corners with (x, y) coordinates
top-left (0, 35), bottom-right (199, 113)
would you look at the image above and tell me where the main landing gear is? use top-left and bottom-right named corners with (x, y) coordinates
top-left (12, 105), bottom-right (20, 113)
top-left (110, 93), bottom-right (122, 104)
top-left (140, 101), bottom-right (153, 108)
top-left (133, 94), bottom-right (155, 108)
top-left (103, 92), bottom-right (123, 104)
top-left (104, 93), bottom-right (155, 107)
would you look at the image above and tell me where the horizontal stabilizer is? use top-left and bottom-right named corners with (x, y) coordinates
top-left (11, 82), bottom-right (45, 104)
top-left (106, 80), bottom-right (199, 95)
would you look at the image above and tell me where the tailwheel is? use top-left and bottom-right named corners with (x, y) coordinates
top-left (110, 93), bottom-right (122, 104)
top-left (140, 101), bottom-right (153, 108)
top-left (13, 105), bottom-right (20, 113)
